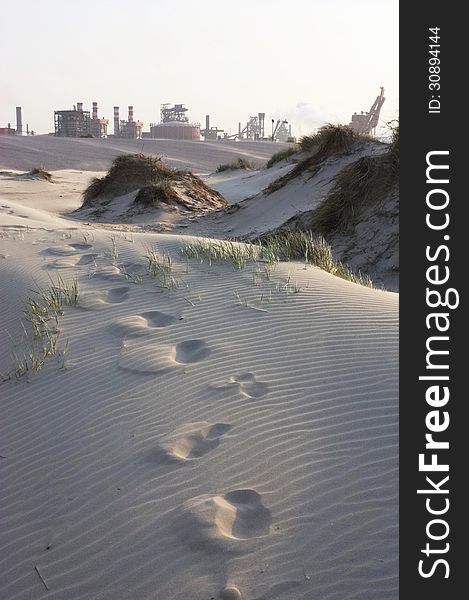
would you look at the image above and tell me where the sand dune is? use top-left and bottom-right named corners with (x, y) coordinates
top-left (0, 135), bottom-right (288, 173)
top-left (0, 144), bottom-right (398, 599)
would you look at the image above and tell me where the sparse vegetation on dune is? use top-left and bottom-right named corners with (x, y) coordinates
top-left (82, 153), bottom-right (175, 206)
top-left (253, 231), bottom-right (373, 287)
top-left (266, 124), bottom-right (374, 193)
top-left (134, 182), bottom-right (180, 208)
top-left (1, 275), bottom-right (79, 382)
top-left (180, 234), bottom-right (372, 287)
top-left (216, 157), bottom-right (257, 172)
top-left (28, 168), bottom-right (54, 182)
top-left (265, 145), bottom-right (300, 168)
top-left (299, 124), bottom-right (370, 155)
top-left (81, 153), bottom-right (228, 212)
top-left (310, 124), bottom-right (399, 234)
top-left (180, 239), bottom-right (253, 270)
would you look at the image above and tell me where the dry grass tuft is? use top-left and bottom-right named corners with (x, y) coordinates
top-left (310, 124), bottom-right (399, 234)
top-left (266, 145), bottom-right (300, 168)
top-left (266, 124), bottom-right (372, 193)
top-left (28, 168), bottom-right (54, 182)
top-left (134, 182), bottom-right (180, 208)
top-left (216, 157), bottom-right (257, 172)
top-left (82, 153), bottom-right (175, 206)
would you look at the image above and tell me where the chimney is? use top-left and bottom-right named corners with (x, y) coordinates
top-left (77, 102), bottom-right (83, 112)
top-left (92, 102), bottom-right (98, 120)
top-left (16, 107), bottom-right (23, 135)
top-left (128, 106), bottom-right (134, 122)
top-left (205, 115), bottom-right (210, 135)
top-left (114, 106), bottom-right (120, 136)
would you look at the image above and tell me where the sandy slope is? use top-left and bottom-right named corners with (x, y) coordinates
top-left (0, 154), bottom-right (398, 599)
top-left (0, 136), bottom-right (288, 173)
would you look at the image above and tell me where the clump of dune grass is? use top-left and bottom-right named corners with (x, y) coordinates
top-left (310, 126), bottom-right (399, 234)
top-left (299, 123), bottom-right (368, 155)
top-left (81, 153), bottom-right (228, 213)
top-left (266, 124), bottom-right (373, 193)
top-left (145, 247), bottom-right (173, 277)
top-left (266, 145), bottom-right (300, 168)
top-left (82, 153), bottom-right (175, 206)
top-left (134, 182), bottom-right (180, 208)
top-left (28, 168), bottom-right (54, 182)
top-left (216, 157), bottom-right (257, 173)
top-left (2, 276), bottom-right (79, 382)
top-left (253, 231), bottom-right (372, 287)
top-left (180, 234), bottom-right (372, 286)
top-left (180, 239), bottom-right (256, 270)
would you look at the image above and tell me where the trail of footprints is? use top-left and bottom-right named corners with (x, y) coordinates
top-left (111, 304), bottom-right (273, 561)
top-left (47, 240), bottom-right (273, 583)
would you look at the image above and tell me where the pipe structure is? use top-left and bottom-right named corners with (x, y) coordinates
top-left (16, 107), bottom-right (23, 135)
top-left (114, 106), bottom-right (120, 136)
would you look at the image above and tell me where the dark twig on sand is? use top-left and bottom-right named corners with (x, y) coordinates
top-left (34, 565), bottom-right (49, 591)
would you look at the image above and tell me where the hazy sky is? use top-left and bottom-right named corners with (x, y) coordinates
top-left (1, 0), bottom-right (398, 137)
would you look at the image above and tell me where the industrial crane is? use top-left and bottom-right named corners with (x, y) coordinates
top-left (349, 87), bottom-right (386, 136)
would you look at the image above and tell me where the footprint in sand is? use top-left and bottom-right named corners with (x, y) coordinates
top-left (108, 311), bottom-right (178, 338)
top-left (46, 257), bottom-right (80, 269)
top-left (77, 253), bottom-right (99, 265)
top-left (211, 372), bottom-right (269, 398)
top-left (177, 489), bottom-right (272, 550)
top-left (175, 339), bottom-right (211, 364)
top-left (45, 253), bottom-right (98, 270)
top-left (79, 286), bottom-right (131, 310)
top-left (91, 266), bottom-right (125, 281)
top-left (151, 421), bottom-right (232, 463)
top-left (69, 242), bottom-right (92, 251)
top-left (118, 339), bottom-right (210, 374)
top-left (43, 244), bottom-right (88, 256)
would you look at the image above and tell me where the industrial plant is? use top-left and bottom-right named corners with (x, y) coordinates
top-left (113, 106), bottom-right (143, 139)
top-left (54, 102), bottom-right (144, 139)
top-left (2, 87), bottom-right (387, 142)
top-left (54, 102), bottom-right (109, 138)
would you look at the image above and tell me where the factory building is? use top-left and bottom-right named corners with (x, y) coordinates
top-left (90, 102), bottom-right (109, 138)
top-left (54, 102), bottom-right (91, 137)
top-left (150, 104), bottom-right (200, 141)
top-left (54, 101), bottom-right (109, 137)
top-left (113, 106), bottom-right (143, 139)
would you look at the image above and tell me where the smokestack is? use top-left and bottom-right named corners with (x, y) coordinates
top-left (128, 106), bottom-right (134, 122)
top-left (258, 112), bottom-right (265, 138)
top-left (114, 106), bottom-right (120, 136)
top-left (92, 102), bottom-right (98, 120)
top-left (77, 102), bottom-right (83, 112)
top-left (205, 115), bottom-right (210, 135)
top-left (16, 107), bottom-right (23, 136)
